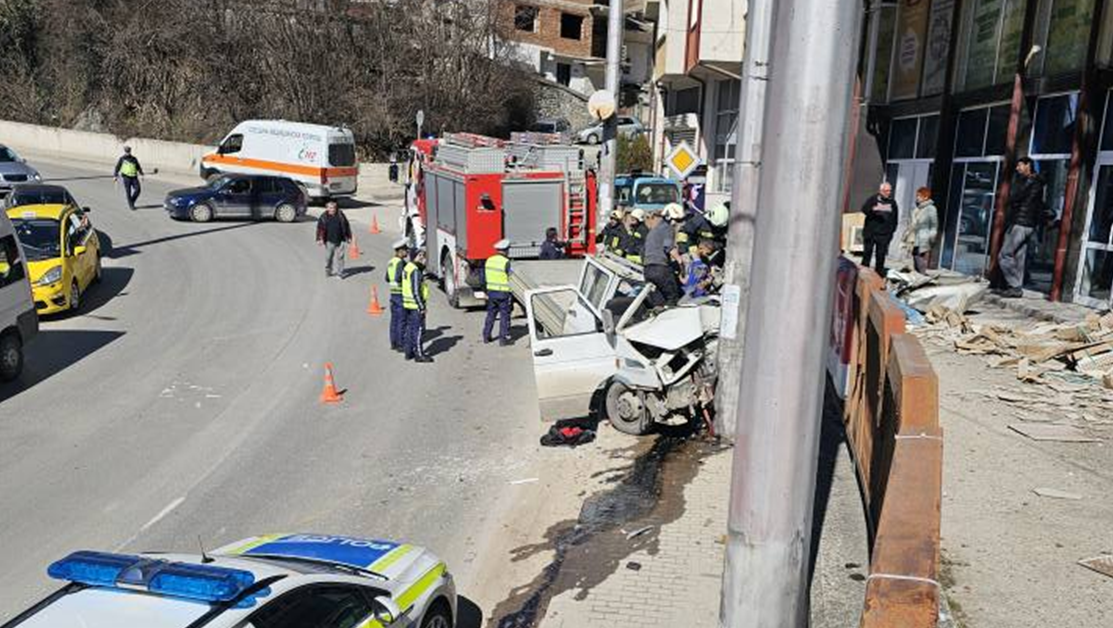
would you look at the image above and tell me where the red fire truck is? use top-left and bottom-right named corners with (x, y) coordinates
top-left (404, 133), bottom-right (598, 307)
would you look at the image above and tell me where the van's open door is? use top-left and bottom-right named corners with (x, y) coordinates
top-left (525, 286), bottom-right (616, 421)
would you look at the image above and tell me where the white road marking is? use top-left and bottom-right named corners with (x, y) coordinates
top-left (141, 496), bottom-right (186, 532)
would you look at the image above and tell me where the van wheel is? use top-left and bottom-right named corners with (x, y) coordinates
top-left (274, 203), bottom-right (298, 223)
top-left (0, 333), bottom-right (22, 382)
top-left (191, 202), bottom-right (214, 223)
top-left (442, 252), bottom-right (460, 309)
top-left (606, 381), bottom-right (652, 436)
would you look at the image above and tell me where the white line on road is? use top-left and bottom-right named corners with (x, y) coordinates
top-left (140, 496), bottom-right (186, 532)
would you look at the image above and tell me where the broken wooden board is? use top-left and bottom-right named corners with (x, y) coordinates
top-left (1008, 423), bottom-right (1102, 443)
top-left (1079, 555), bottom-right (1113, 579)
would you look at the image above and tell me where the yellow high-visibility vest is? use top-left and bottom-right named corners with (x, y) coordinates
top-left (485, 254), bottom-right (511, 293)
top-left (402, 262), bottom-right (428, 310)
top-left (387, 257), bottom-right (404, 294)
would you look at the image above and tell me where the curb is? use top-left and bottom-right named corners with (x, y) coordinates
top-left (980, 291), bottom-right (1098, 325)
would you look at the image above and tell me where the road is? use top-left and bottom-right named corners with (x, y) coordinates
top-left (0, 157), bottom-right (541, 619)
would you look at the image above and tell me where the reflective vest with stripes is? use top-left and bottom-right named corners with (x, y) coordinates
top-left (402, 262), bottom-right (428, 310)
top-left (387, 257), bottom-right (404, 295)
top-left (485, 255), bottom-right (511, 293)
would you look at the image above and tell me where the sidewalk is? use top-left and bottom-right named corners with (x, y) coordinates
top-left (479, 406), bottom-right (869, 628)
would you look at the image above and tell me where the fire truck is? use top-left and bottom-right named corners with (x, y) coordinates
top-left (403, 133), bottom-right (598, 308)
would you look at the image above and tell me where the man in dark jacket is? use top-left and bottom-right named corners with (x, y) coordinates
top-left (113, 146), bottom-right (145, 210)
top-left (539, 227), bottom-right (566, 260)
top-left (316, 201), bottom-right (353, 278)
top-left (860, 182), bottom-right (899, 276)
top-left (997, 157), bottom-right (1054, 298)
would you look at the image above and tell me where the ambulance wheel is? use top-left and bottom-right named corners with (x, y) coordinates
top-left (274, 203), bottom-right (298, 223)
top-left (191, 202), bottom-right (214, 223)
top-left (606, 381), bottom-right (652, 436)
top-left (442, 253), bottom-right (460, 309)
top-left (0, 333), bottom-right (22, 382)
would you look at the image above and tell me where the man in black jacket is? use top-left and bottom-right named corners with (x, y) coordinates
top-left (860, 182), bottom-right (898, 276)
top-left (315, 201), bottom-right (353, 278)
top-left (997, 157), bottom-right (1054, 298)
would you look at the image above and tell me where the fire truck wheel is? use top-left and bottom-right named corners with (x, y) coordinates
top-left (442, 252), bottom-right (460, 309)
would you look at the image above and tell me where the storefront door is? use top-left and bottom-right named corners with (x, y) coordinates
top-left (948, 162), bottom-right (1001, 277)
top-left (1076, 158), bottom-right (1113, 308)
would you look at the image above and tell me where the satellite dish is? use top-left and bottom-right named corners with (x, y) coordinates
top-left (587, 91), bottom-right (617, 121)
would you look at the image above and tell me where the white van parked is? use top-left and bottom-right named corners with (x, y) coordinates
top-left (200, 120), bottom-right (359, 200)
top-left (0, 209), bottom-right (37, 381)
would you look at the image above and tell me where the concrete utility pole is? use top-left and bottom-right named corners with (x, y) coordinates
top-left (714, 0), bottom-right (774, 441)
top-left (719, 0), bottom-right (863, 626)
top-left (598, 0), bottom-right (624, 220)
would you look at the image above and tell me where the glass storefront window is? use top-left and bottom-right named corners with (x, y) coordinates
top-left (888, 118), bottom-right (918, 159)
top-left (997, 0), bottom-right (1026, 77)
top-left (952, 162), bottom-right (1000, 275)
top-left (941, 163), bottom-right (967, 268)
top-left (1080, 249), bottom-right (1113, 302)
top-left (960, 0), bottom-right (1027, 90)
top-left (1079, 165), bottom-right (1113, 302)
top-left (956, 108), bottom-right (989, 157)
top-left (1089, 166), bottom-right (1113, 245)
top-left (917, 115), bottom-right (940, 158)
top-left (1043, 0), bottom-right (1095, 76)
top-left (1102, 93), bottom-right (1113, 152)
top-left (985, 104), bottom-right (1012, 155)
top-left (872, 6), bottom-right (899, 102)
top-left (1024, 159), bottom-right (1068, 293)
top-left (1031, 94), bottom-right (1079, 155)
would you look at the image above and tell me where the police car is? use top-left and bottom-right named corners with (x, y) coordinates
top-left (1, 534), bottom-right (456, 628)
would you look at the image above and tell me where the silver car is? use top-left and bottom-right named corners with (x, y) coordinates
top-left (577, 116), bottom-right (645, 145)
top-left (0, 145), bottom-right (42, 196)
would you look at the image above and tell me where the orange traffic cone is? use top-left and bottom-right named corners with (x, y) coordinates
top-left (369, 213), bottom-right (382, 235)
top-left (366, 285), bottom-right (384, 316)
top-left (320, 363), bottom-right (343, 404)
top-left (348, 236), bottom-right (362, 259)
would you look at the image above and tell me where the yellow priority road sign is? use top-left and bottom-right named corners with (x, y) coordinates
top-left (665, 141), bottom-right (701, 179)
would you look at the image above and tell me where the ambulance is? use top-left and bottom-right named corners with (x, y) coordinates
top-left (200, 120), bottom-right (359, 200)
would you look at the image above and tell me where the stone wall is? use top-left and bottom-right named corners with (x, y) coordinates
top-left (535, 80), bottom-right (593, 130)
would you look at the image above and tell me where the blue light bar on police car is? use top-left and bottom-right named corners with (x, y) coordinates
top-left (47, 551), bottom-right (257, 603)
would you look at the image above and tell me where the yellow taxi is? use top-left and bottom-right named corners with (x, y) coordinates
top-left (5, 203), bottom-right (101, 314)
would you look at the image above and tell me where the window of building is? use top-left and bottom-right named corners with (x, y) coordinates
top-left (1036, 0), bottom-right (1095, 76)
top-left (668, 87), bottom-right (701, 116)
top-left (1031, 93), bottom-right (1079, 155)
top-left (917, 114), bottom-right (940, 158)
top-left (560, 13), bottom-right (583, 40)
top-left (1103, 93), bottom-right (1113, 152)
top-left (514, 5), bottom-right (538, 32)
top-left (713, 80), bottom-right (740, 193)
top-left (870, 3), bottom-right (899, 102)
top-left (1024, 93), bottom-right (1078, 293)
top-left (556, 62), bottom-right (572, 87)
top-left (888, 117), bottom-right (919, 160)
top-left (957, 0), bottom-right (1027, 91)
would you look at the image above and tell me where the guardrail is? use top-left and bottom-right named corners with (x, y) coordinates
top-left (839, 262), bottom-right (943, 627)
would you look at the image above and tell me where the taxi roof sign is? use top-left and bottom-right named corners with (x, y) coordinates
top-left (664, 141), bottom-right (701, 179)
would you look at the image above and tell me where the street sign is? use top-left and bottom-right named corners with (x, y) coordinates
top-left (587, 90), bottom-right (616, 121)
top-left (664, 141), bottom-right (701, 179)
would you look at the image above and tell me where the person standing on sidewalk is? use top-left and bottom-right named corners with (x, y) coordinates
top-left (996, 157), bottom-right (1054, 298)
top-left (114, 146), bottom-right (145, 211)
top-left (859, 182), bottom-right (899, 276)
top-left (402, 250), bottom-right (432, 362)
top-left (386, 239), bottom-right (410, 351)
top-left (902, 186), bottom-right (939, 273)
top-left (483, 239), bottom-right (513, 346)
top-left (316, 201), bottom-right (353, 278)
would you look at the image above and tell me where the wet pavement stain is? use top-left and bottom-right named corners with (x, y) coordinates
top-left (489, 432), bottom-right (728, 628)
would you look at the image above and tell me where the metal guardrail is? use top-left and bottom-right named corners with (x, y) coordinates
top-left (842, 266), bottom-right (943, 628)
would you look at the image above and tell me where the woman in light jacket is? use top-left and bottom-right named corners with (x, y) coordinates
top-left (903, 186), bottom-right (939, 273)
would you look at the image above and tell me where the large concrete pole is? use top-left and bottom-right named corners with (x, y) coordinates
top-left (598, 0), bottom-right (624, 221)
top-left (714, 0), bottom-right (774, 440)
top-left (719, 0), bottom-right (863, 625)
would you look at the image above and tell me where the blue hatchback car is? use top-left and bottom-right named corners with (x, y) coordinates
top-left (164, 174), bottom-right (307, 223)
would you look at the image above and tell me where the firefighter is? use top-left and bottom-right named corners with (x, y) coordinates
top-left (402, 250), bottom-right (432, 363)
top-left (706, 202), bottom-right (730, 249)
top-left (674, 204), bottom-right (716, 257)
top-left (386, 238), bottom-right (409, 351)
top-left (483, 239), bottom-right (513, 346)
top-left (598, 209), bottom-right (626, 255)
top-left (114, 146), bottom-right (145, 211)
top-left (622, 208), bottom-right (648, 265)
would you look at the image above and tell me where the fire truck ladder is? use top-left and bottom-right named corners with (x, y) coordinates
top-left (566, 172), bottom-right (589, 256)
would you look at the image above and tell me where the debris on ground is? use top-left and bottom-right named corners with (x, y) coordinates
top-left (888, 269), bottom-right (990, 314)
top-left (1008, 423), bottom-right (1102, 443)
top-left (540, 424), bottom-right (597, 448)
top-left (1078, 555), bottom-right (1113, 579)
top-left (1032, 487), bottom-right (1084, 500)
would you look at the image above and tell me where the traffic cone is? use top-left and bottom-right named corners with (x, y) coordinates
top-left (366, 285), bottom-right (384, 316)
top-left (348, 236), bottom-right (362, 259)
top-left (320, 362), bottom-right (343, 404)
top-left (369, 213), bottom-right (382, 235)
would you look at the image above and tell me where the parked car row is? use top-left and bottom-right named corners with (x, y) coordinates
top-left (528, 117), bottom-right (647, 145)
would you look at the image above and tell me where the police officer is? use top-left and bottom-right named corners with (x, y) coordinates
top-left (385, 238), bottom-right (409, 351)
top-left (622, 208), bottom-right (648, 265)
top-left (483, 239), bottom-right (513, 346)
top-left (402, 250), bottom-right (432, 363)
top-left (114, 146), bottom-right (145, 211)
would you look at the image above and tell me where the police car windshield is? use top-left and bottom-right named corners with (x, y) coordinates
top-left (13, 587), bottom-right (210, 628)
top-left (11, 219), bottom-right (60, 261)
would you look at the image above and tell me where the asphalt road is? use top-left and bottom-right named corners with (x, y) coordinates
top-left (0, 157), bottom-right (541, 619)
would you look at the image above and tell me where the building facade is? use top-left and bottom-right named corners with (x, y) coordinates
top-left (858, 0), bottom-right (1113, 307)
